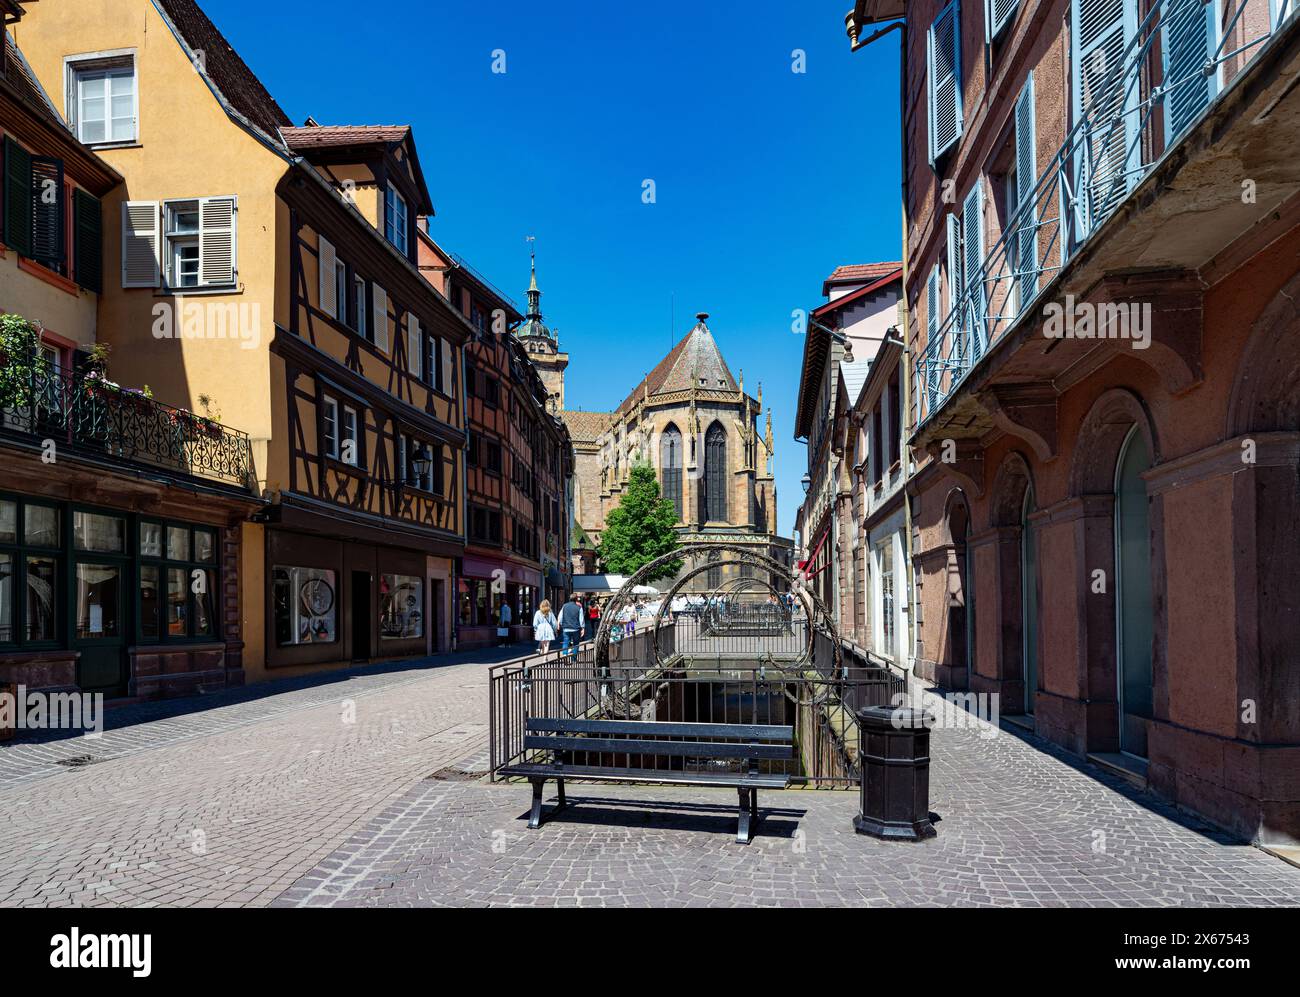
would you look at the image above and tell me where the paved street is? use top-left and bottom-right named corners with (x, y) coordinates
top-left (3, 655), bottom-right (1299, 908)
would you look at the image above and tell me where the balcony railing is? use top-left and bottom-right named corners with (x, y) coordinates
top-left (0, 363), bottom-right (257, 491)
top-left (916, 0), bottom-right (1290, 427)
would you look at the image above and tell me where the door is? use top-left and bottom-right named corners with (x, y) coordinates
top-left (351, 570), bottom-right (371, 661)
top-left (1021, 486), bottom-right (1039, 715)
top-left (73, 558), bottom-right (127, 695)
top-left (430, 578), bottom-right (443, 653)
top-left (1115, 426), bottom-right (1153, 757)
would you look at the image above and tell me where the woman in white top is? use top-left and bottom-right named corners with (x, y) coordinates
top-left (532, 599), bottom-right (558, 655)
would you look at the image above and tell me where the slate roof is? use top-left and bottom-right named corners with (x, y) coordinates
top-left (155, 0), bottom-right (292, 142)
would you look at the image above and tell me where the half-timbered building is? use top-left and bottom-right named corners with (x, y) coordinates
top-left (418, 235), bottom-right (574, 648)
top-left (15, 0), bottom-right (470, 679)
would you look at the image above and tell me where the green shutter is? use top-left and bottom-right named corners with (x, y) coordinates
top-left (4, 136), bottom-right (33, 258)
top-left (74, 189), bottom-right (104, 293)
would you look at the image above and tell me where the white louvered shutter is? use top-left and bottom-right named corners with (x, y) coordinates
top-left (122, 201), bottom-right (160, 288)
top-left (372, 284), bottom-right (388, 352)
top-left (987, 0), bottom-right (1019, 41)
top-left (1071, 0), bottom-right (1136, 233)
top-left (1015, 73), bottom-right (1038, 308)
top-left (318, 236), bottom-right (336, 317)
top-left (1163, 0), bottom-right (1216, 140)
top-left (440, 338), bottom-right (453, 394)
top-left (961, 183), bottom-right (985, 362)
top-left (406, 313), bottom-right (422, 375)
top-left (927, 1), bottom-right (963, 163)
top-left (199, 196), bottom-right (236, 286)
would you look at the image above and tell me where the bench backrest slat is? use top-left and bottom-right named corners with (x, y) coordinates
top-left (523, 734), bottom-right (794, 760)
top-left (525, 718), bottom-right (793, 742)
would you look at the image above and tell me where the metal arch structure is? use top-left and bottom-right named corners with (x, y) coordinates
top-left (699, 574), bottom-right (794, 636)
top-left (593, 542), bottom-right (841, 676)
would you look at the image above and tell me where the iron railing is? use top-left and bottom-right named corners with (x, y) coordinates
top-left (916, 0), bottom-right (1289, 426)
top-left (489, 621), bottom-right (907, 789)
top-left (0, 362), bottom-right (257, 490)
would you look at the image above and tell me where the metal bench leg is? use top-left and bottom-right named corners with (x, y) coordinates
top-left (556, 777), bottom-right (567, 810)
top-left (750, 787), bottom-right (759, 830)
top-left (736, 787), bottom-right (753, 845)
top-left (528, 778), bottom-right (546, 829)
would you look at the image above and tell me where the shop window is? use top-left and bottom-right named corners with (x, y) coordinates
top-left (0, 498), bottom-right (60, 647)
top-left (140, 521), bottom-right (219, 643)
top-left (379, 573), bottom-right (423, 640)
top-left (272, 565), bottom-right (337, 646)
top-left (73, 510), bottom-right (125, 553)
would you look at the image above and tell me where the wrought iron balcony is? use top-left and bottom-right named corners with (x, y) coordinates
top-left (915, 0), bottom-right (1292, 427)
top-left (0, 362), bottom-right (257, 491)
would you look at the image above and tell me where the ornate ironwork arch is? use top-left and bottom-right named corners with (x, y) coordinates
top-left (594, 542), bottom-right (841, 675)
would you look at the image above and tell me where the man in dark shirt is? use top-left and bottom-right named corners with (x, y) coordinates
top-left (558, 593), bottom-right (584, 655)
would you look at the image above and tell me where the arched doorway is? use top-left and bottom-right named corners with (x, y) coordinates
top-left (1021, 483), bottom-right (1039, 715)
top-left (1114, 425), bottom-right (1153, 757)
top-left (942, 490), bottom-right (973, 690)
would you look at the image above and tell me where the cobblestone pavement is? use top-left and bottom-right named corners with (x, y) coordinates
top-left (275, 693), bottom-right (1300, 908)
top-left (5, 656), bottom-right (1300, 908)
top-left (0, 646), bottom-right (534, 907)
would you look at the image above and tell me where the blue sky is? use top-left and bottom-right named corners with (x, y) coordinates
top-left (205, 0), bottom-right (902, 534)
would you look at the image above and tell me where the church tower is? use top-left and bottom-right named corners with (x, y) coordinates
top-left (514, 248), bottom-right (568, 413)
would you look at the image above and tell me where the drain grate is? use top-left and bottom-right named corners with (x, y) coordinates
top-left (55, 755), bottom-right (99, 768)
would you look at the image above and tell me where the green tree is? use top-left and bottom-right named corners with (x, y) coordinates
top-left (598, 462), bottom-right (682, 582)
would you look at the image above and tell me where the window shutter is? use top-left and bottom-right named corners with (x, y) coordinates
top-left (1071, 0), bottom-right (1135, 231)
top-left (441, 338), bottom-right (453, 394)
top-left (961, 182), bottom-right (985, 360)
top-left (121, 200), bottom-right (160, 288)
top-left (318, 235), bottom-right (336, 316)
top-left (1163, 0), bottom-right (1216, 140)
top-left (30, 157), bottom-right (65, 270)
top-left (73, 189), bottom-right (103, 293)
top-left (198, 196), bottom-right (236, 285)
top-left (925, 267), bottom-right (940, 341)
top-left (4, 136), bottom-right (33, 258)
top-left (1014, 73), bottom-right (1039, 308)
top-left (987, 0), bottom-right (1018, 41)
top-left (406, 313), bottom-right (422, 375)
top-left (945, 212), bottom-right (962, 318)
top-left (927, 1), bottom-right (963, 164)
top-left (372, 284), bottom-right (388, 352)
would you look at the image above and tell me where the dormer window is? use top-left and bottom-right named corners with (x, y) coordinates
top-left (384, 186), bottom-right (408, 255)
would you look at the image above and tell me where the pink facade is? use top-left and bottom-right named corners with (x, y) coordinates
top-left (848, 0), bottom-right (1300, 843)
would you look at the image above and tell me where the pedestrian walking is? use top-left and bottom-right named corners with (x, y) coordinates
top-left (497, 599), bottom-right (512, 646)
top-left (586, 596), bottom-right (601, 640)
top-left (558, 592), bottom-right (584, 655)
top-left (533, 600), bottom-right (558, 656)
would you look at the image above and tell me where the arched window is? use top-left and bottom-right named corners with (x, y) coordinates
top-left (660, 425), bottom-right (683, 521)
top-left (703, 422), bottom-right (728, 523)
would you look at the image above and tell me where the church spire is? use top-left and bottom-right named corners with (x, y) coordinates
top-left (517, 238), bottom-right (556, 348)
top-left (526, 246), bottom-right (542, 318)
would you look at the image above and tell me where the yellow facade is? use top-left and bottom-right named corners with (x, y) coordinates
top-left (14, 0), bottom-right (468, 678)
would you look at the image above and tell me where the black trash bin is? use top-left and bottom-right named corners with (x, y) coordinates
top-left (853, 705), bottom-right (937, 841)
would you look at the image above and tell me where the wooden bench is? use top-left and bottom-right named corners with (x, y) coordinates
top-left (499, 718), bottom-right (794, 844)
